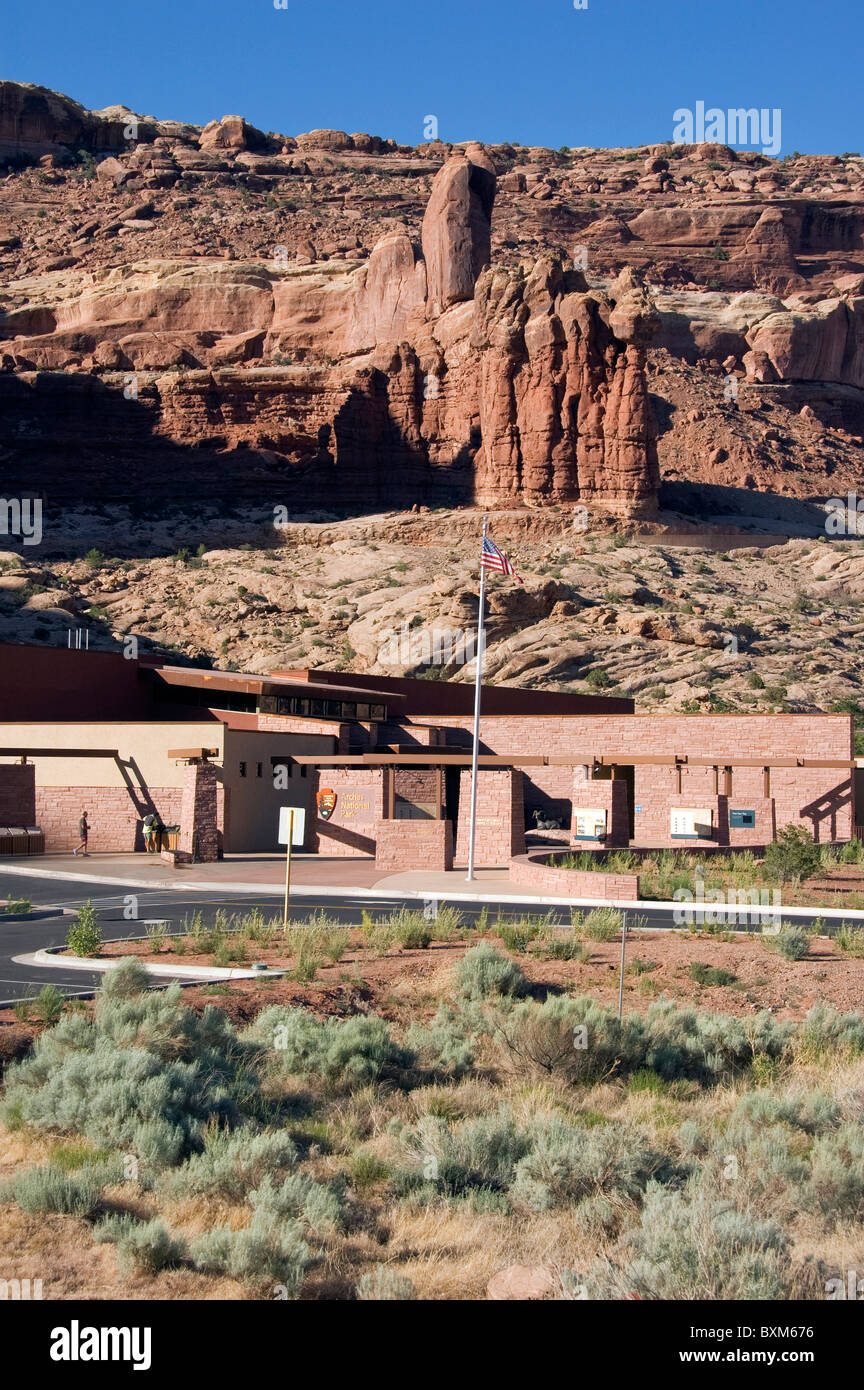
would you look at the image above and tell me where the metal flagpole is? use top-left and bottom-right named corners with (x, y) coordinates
top-left (466, 515), bottom-right (488, 881)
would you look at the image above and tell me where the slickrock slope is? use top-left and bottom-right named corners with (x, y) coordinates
top-left (2, 80), bottom-right (864, 520)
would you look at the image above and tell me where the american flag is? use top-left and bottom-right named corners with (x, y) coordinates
top-left (481, 534), bottom-right (523, 583)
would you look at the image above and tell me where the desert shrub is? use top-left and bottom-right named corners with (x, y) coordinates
top-left (628, 958), bottom-right (658, 976)
top-left (388, 910), bottom-right (432, 950)
top-left (93, 1214), bottom-right (187, 1274)
top-left (192, 1211), bottom-right (310, 1292)
top-left (763, 825), bottom-right (820, 884)
top-left (246, 1006), bottom-right (413, 1087)
top-left (66, 900), bottom-right (103, 957)
top-left (763, 926), bottom-right (811, 961)
top-left (358, 914), bottom-right (397, 955)
top-left (404, 1003), bottom-right (475, 1078)
top-left (163, 1127), bottom-right (297, 1200)
top-left (509, 1118), bottom-right (664, 1212)
top-left (644, 999), bottom-right (793, 1084)
top-left (250, 1172), bottom-right (344, 1232)
top-left (534, 929), bottom-right (590, 962)
top-left (2, 976), bottom-right (255, 1159)
top-left (3, 1161), bottom-right (117, 1218)
top-left (797, 1002), bottom-right (864, 1059)
top-left (730, 1088), bottom-right (839, 1136)
top-left (798, 1124), bottom-right (864, 1220)
top-left (355, 1268), bottom-right (416, 1300)
top-left (495, 994), bottom-right (646, 1086)
top-left (498, 920), bottom-right (541, 953)
top-left (676, 1120), bottom-right (708, 1156)
top-left (689, 961), bottom-right (736, 987)
top-left (834, 923), bottom-right (864, 957)
top-left (33, 984), bottom-right (66, 1024)
top-left (579, 908), bottom-right (623, 942)
top-left (454, 944), bottom-right (526, 1000)
top-left (100, 957), bottom-right (151, 999)
top-left (422, 906), bottom-right (464, 941)
top-left (596, 1180), bottom-right (792, 1300)
top-left (392, 1109), bottom-right (531, 1198)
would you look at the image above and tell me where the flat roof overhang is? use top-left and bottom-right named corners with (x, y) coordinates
top-left (0, 747), bottom-right (121, 758)
top-left (150, 667), bottom-right (405, 704)
top-left (290, 753), bottom-right (856, 769)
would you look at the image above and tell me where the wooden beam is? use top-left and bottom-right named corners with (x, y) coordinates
top-left (0, 747), bottom-right (120, 758)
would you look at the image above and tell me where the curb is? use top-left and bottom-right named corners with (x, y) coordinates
top-left (16, 947), bottom-right (286, 983)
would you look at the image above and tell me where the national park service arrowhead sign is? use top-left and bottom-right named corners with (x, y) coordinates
top-left (317, 788), bottom-right (337, 821)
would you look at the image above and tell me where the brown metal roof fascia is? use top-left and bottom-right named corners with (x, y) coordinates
top-left (291, 753), bottom-right (549, 767)
top-left (153, 667), bottom-right (404, 703)
top-left (0, 747), bottom-right (121, 758)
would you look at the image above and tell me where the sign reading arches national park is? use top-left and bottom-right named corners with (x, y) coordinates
top-left (317, 789), bottom-right (337, 821)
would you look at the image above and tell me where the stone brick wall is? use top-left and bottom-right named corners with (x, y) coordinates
top-left (433, 713), bottom-right (853, 845)
top-left (375, 819), bottom-right (454, 872)
top-left (0, 763), bottom-right (36, 824)
top-left (570, 771), bottom-right (630, 848)
top-left (509, 851), bottom-right (639, 901)
top-left (35, 785), bottom-right (185, 851)
top-left (454, 768), bottom-right (525, 865)
top-left (310, 766), bottom-right (385, 857)
top-left (178, 762), bottom-right (220, 862)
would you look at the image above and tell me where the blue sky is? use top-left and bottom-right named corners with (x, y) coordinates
top-left (5, 0), bottom-right (862, 155)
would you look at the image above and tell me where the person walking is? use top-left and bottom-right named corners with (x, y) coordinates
top-left (73, 810), bottom-right (89, 857)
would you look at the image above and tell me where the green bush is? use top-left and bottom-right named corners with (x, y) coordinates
top-left (404, 1003), bottom-right (475, 1078)
top-left (94, 1214), bottom-right (187, 1273)
top-left (580, 908), bottom-right (623, 942)
top-left (496, 994), bottom-right (645, 1086)
top-left (34, 983), bottom-right (66, 1023)
top-left (689, 961), bottom-right (736, 987)
top-left (392, 1109), bottom-right (531, 1198)
top-left (834, 923), bottom-right (864, 957)
top-left (2, 974), bottom-right (255, 1160)
top-left (247, 1006), bottom-right (414, 1087)
top-left (535, 930), bottom-right (590, 962)
top-left (509, 1118), bottom-right (664, 1212)
top-left (356, 1268), bottom-right (416, 1300)
top-left (163, 1127), bottom-right (297, 1200)
top-left (454, 945), bottom-right (526, 1000)
top-left (763, 826), bottom-right (821, 884)
top-left (250, 1172), bottom-right (344, 1232)
top-left (599, 1180), bottom-right (792, 1300)
top-left (498, 920), bottom-right (540, 954)
top-left (2, 1162), bottom-right (116, 1218)
top-left (764, 927), bottom-right (811, 961)
top-left (798, 1002), bottom-right (864, 1059)
top-left (66, 900), bottom-right (103, 957)
top-left (192, 1212), bottom-right (310, 1293)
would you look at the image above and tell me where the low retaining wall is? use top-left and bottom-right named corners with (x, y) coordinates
top-left (375, 818), bottom-right (454, 872)
top-left (509, 850), bottom-right (640, 901)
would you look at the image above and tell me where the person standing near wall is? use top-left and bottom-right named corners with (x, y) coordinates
top-left (73, 810), bottom-right (89, 857)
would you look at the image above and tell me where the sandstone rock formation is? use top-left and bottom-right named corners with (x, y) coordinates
top-left (421, 148), bottom-right (496, 315)
top-left (2, 79), bottom-right (864, 517)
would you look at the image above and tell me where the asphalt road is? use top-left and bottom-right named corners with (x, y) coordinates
top-left (0, 868), bottom-right (857, 1004)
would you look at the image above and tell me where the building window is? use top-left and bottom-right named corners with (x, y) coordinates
top-left (256, 762), bottom-right (263, 778)
top-left (239, 762), bottom-right (247, 778)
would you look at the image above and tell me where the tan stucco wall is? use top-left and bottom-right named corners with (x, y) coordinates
top-left (0, 722), bottom-right (225, 788)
